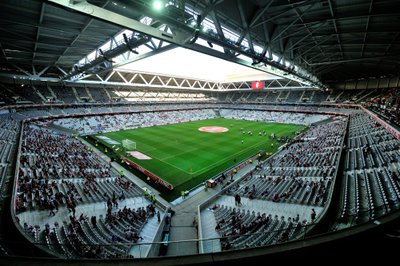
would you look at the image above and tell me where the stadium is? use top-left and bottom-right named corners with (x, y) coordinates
top-left (0, 0), bottom-right (399, 265)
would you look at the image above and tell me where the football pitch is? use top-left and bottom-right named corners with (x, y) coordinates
top-left (92, 118), bottom-right (305, 199)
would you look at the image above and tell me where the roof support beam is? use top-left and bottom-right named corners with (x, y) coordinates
top-left (207, 0), bottom-right (231, 55)
top-left (306, 55), bottom-right (400, 66)
top-left (251, 0), bottom-right (318, 29)
top-left (48, 0), bottom-right (319, 87)
top-left (384, 32), bottom-right (400, 56)
top-left (53, 0), bottom-right (113, 65)
top-left (0, 42), bottom-right (7, 62)
top-left (0, 72), bottom-right (60, 82)
top-left (280, 9), bottom-right (400, 27)
top-left (49, 0), bottom-right (191, 45)
top-left (291, 2), bottom-right (326, 66)
top-left (294, 35), bottom-right (333, 61)
top-left (0, 28), bottom-right (33, 42)
top-left (33, 2), bottom-right (46, 62)
top-left (235, 0), bottom-right (275, 46)
top-left (249, 0), bottom-right (274, 28)
top-left (361, 0), bottom-right (374, 57)
top-left (271, 2), bottom-right (316, 43)
top-left (236, 0), bottom-right (254, 52)
top-left (82, 43), bottom-right (176, 80)
top-left (313, 63), bottom-right (343, 76)
top-left (195, 0), bottom-right (225, 25)
top-left (327, 0), bottom-right (344, 58)
top-left (37, 65), bottom-right (50, 76)
top-left (285, 22), bottom-right (327, 53)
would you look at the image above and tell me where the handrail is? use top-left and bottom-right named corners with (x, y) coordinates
top-left (0, 100), bottom-right (362, 111)
top-left (302, 115), bottom-right (349, 237)
top-left (196, 144), bottom-right (294, 253)
top-left (361, 106), bottom-right (400, 140)
top-left (3, 197), bottom-right (399, 259)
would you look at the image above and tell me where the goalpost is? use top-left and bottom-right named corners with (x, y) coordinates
top-left (122, 139), bottom-right (136, 150)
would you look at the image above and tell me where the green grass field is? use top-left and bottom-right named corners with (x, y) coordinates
top-left (92, 118), bottom-right (305, 200)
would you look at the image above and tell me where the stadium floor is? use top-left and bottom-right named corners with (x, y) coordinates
top-left (92, 118), bottom-right (304, 199)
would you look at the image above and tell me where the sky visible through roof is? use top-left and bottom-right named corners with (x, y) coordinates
top-left (116, 45), bottom-right (280, 83)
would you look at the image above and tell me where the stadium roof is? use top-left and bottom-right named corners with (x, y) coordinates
top-left (0, 0), bottom-right (399, 88)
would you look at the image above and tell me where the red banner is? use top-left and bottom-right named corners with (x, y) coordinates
top-left (251, 81), bottom-right (264, 90)
top-left (361, 107), bottom-right (400, 140)
top-left (120, 156), bottom-right (174, 190)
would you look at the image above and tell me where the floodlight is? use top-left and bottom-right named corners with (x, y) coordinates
top-left (123, 33), bottom-right (139, 54)
top-left (153, 0), bottom-right (164, 11)
top-left (99, 49), bottom-right (114, 63)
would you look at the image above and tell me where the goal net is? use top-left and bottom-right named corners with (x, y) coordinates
top-left (122, 139), bottom-right (136, 150)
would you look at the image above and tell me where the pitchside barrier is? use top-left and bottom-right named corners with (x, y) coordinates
top-left (120, 155), bottom-right (174, 190)
top-left (170, 151), bottom-right (264, 204)
top-left (361, 106), bottom-right (400, 140)
top-left (222, 152), bottom-right (261, 179)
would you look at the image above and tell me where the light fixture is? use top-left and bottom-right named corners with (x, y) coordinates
top-left (123, 33), bottom-right (139, 54)
top-left (99, 49), bottom-right (114, 63)
top-left (188, 15), bottom-right (202, 44)
top-left (73, 65), bottom-right (82, 73)
top-left (153, 0), bottom-right (164, 11)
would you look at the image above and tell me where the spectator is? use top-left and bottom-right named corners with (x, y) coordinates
top-left (310, 208), bottom-right (316, 223)
top-left (91, 216), bottom-right (97, 228)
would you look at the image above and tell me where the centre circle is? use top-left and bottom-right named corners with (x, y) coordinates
top-left (198, 126), bottom-right (229, 133)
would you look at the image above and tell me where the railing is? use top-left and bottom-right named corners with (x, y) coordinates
top-left (197, 139), bottom-right (306, 253)
top-left (0, 100), bottom-right (362, 112)
top-left (334, 201), bottom-right (400, 230)
top-left (361, 106), bottom-right (400, 140)
top-left (3, 198), bottom-right (400, 260)
top-left (0, 221), bottom-right (316, 259)
top-left (312, 117), bottom-right (349, 230)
